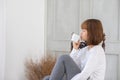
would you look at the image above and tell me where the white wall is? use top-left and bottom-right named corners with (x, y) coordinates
top-left (0, 0), bottom-right (6, 80)
top-left (4, 0), bottom-right (45, 80)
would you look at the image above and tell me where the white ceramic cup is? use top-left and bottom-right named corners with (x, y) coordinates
top-left (71, 33), bottom-right (80, 43)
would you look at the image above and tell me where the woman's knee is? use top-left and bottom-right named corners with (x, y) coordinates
top-left (58, 54), bottom-right (71, 61)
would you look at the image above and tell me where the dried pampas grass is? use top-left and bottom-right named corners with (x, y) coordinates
top-left (25, 54), bottom-right (56, 80)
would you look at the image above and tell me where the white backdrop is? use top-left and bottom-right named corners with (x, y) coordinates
top-left (0, 0), bottom-right (45, 80)
top-left (0, 0), bottom-right (6, 80)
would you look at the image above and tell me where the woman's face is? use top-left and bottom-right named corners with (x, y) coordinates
top-left (80, 29), bottom-right (88, 41)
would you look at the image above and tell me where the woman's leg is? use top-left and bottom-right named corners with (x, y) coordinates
top-left (48, 54), bottom-right (81, 80)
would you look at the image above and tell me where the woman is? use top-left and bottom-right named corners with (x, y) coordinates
top-left (43, 19), bottom-right (106, 80)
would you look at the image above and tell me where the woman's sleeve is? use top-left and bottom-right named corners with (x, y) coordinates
top-left (70, 48), bottom-right (80, 59)
top-left (71, 51), bottom-right (99, 80)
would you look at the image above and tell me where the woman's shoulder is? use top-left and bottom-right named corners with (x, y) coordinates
top-left (95, 45), bottom-right (104, 51)
top-left (90, 45), bottom-right (105, 55)
top-left (80, 45), bottom-right (102, 52)
top-left (91, 45), bottom-right (103, 50)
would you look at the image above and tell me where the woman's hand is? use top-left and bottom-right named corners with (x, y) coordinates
top-left (72, 41), bottom-right (80, 50)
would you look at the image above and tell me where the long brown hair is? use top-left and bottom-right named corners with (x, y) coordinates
top-left (81, 19), bottom-right (105, 50)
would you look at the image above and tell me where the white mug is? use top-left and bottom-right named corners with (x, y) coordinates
top-left (71, 33), bottom-right (80, 43)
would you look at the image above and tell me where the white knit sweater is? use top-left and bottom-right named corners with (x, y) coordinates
top-left (70, 45), bottom-right (106, 80)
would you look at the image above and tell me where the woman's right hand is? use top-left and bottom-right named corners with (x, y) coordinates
top-left (72, 41), bottom-right (80, 50)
